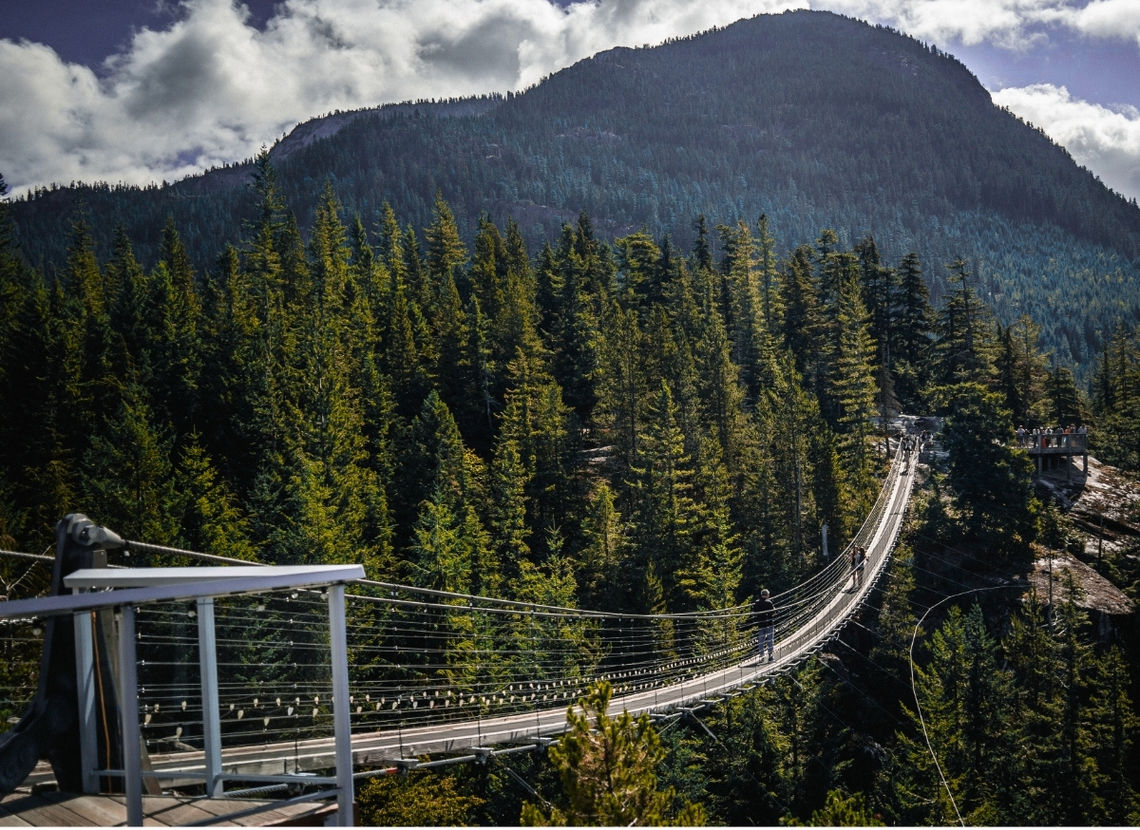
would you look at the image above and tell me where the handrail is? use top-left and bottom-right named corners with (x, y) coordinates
top-left (0, 438), bottom-right (920, 814)
top-left (1, 565), bottom-right (363, 827)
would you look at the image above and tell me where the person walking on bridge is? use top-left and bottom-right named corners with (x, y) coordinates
top-left (754, 589), bottom-right (776, 663)
top-left (850, 545), bottom-right (867, 591)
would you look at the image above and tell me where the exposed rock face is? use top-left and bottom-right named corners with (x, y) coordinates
top-left (1033, 455), bottom-right (1136, 618)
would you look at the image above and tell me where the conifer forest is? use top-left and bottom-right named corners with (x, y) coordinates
top-left (2, 10), bottom-right (1140, 827)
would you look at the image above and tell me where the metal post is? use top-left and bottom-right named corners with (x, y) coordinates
top-left (327, 584), bottom-right (354, 825)
top-left (197, 597), bottom-right (222, 796)
top-left (117, 605), bottom-right (143, 827)
top-left (72, 609), bottom-right (98, 793)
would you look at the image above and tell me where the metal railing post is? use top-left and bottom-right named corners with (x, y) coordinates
top-left (327, 584), bottom-right (354, 826)
top-left (197, 597), bottom-right (222, 796)
top-left (117, 605), bottom-right (143, 826)
top-left (72, 608), bottom-right (98, 793)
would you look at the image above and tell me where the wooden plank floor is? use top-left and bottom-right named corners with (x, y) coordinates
top-left (0, 789), bottom-right (338, 826)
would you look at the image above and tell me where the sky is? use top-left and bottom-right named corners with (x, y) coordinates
top-left (1, 0), bottom-right (1139, 203)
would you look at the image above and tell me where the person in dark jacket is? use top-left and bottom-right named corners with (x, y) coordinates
top-left (850, 545), bottom-right (867, 590)
top-left (755, 589), bottom-right (776, 662)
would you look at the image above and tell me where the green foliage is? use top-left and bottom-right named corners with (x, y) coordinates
top-left (934, 381), bottom-right (1040, 556)
top-left (799, 789), bottom-right (884, 826)
top-left (521, 680), bottom-right (706, 826)
top-left (3, 145), bottom-right (1134, 828)
top-left (876, 563), bottom-right (1140, 827)
top-left (13, 12), bottom-right (1140, 381)
top-left (356, 770), bottom-right (485, 825)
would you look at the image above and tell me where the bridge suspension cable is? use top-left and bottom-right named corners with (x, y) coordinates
top-left (0, 435), bottom-right (917, 783)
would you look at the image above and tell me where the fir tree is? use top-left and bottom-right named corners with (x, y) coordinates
top-left (521, 680), bottom-right (705, 826)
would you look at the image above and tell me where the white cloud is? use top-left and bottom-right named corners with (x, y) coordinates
top-left (1, 0), bottom-right (1138, 201)
top-left (823, 0), bottom-right (1140, 51)
top-left (1, 0), bottom-right (809, 196)
top-left (992, 83), bottom-right (1140, 201)
top-left (1048, 0), bottom-right (1140, 47)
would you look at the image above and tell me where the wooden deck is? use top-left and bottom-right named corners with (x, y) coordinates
top-left (0, 788), bottom-right (338, 826)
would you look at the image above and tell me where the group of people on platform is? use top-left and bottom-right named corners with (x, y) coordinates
top-left (1015, 424), bottom-right (1087, 449)
top-left (751, 543), bottom-right (868, 664)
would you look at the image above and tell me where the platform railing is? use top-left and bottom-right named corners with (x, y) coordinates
top-left (0, 564), bottom-right (363, 826)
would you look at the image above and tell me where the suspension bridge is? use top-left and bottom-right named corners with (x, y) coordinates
top-left (0, 436), bottom-right (918, 825)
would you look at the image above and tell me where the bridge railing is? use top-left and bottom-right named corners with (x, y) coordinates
top-left (1, 436), bottom-right (918, 790)
top-left (770, 437), bottom-right (911, 662)
top-left (0, 564), bottom-right (363, 826)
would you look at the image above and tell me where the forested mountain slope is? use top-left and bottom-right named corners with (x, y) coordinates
top-left (3, 12), bottom-right (1140, 823)
top-left (10, 9), bottom-right (1140, 371)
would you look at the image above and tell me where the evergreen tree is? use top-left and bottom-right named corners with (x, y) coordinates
top-left (170, 436), bottom-right (260, 562)
top-left (548, 218), bottom-right (607, 421)
top-left (892, 251), bottom-right (934, 409)
top-left (521, 680), bottom-right (705, 826)
top-left (779, 244), bottom-right (823, 395)
top-left (995, 315), bottom-right (1048, 427)
top-left (80, 381), bottom-right (179, 544)
top-left (577, 482), bottom-right (626, 610)
top-left (897, 604), bottom-right (1021, 825)
top-left (424, 190), bottom-right (469, 303)
top-left (932, 258), bottom-right (996, 388)
top-left (827, 263), bottom-right (879, 516)
top-left (747, 354), bottom-right (821, 584)
top-left (626, 381), bottom-right (697, 610)
top-left (1085, 646), bottom-right (1140, 824)
top-left (936, 382), bottom-right (1039, 555)
top-left (855, 234), bottom-right (896, 371)
top-left (1044, 363), bottom-right (1086, 426)
top-left (595, 302), bottom-right (647, 464)
top-left (697, 688), bottom-right (793, 824)
top-left (678, 436), bottom-right (744, 652)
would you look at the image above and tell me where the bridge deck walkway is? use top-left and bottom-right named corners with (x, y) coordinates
top-left (137, 441), bottom-right (917, 778)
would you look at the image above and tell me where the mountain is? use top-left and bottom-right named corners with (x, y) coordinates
top-left (9, 9), bottom-right (1140, 371)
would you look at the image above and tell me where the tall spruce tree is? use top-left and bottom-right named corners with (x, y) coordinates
top-left (521, 681), bottom-right (705, 826)
top-left (892, 251), bottom-right (934, 409)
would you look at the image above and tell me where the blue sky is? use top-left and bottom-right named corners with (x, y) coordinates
top-left (2, 0), bottom-right (1138, 202)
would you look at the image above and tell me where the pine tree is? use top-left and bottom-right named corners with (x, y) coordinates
top-left (892, 251), bottom-right (934, 409)
top-left (897, 604), bottom-right (1021, 825)
top-left (595, 302), bottom-right (646, 463)
top-left (548, 218), bottom-right (607, 421)
top-left (106, 224), bottom-right (152, 385)
top-left (1002, 591), bottom-right (1064, 823)
top-left (0, 229), bottom-right (81, 538)
top-left (855, 234), bottom-right (896, 370)
top-left (498, 346), bottom-right (574, 557)
top-left (936, 381), bottom-right (1039, 555)
top-left (995, 315), bottom-right (1048, 426)
top-left (626, 381), bottom-right (697, 610)
top-left (827, 264), bottom-right (879, 515)
top-left (578, 482), bottom-right (625, 610)
top-left (521, 680), bottom-right (705, 826)
top-left (697, 688), bottom-right (793, 824)
top-left (1085, 646), bottom-right (1140, 824)
top-left (932, 258), bottom-right (996, 388)
top-left (692, 283), bottom-right (749, 465)
top-left (678, 436), bottom-right (744, 653)
top-left (614, 228), bottom-right (661, 310)
top-left (424, 191), bottom-right (469, 302)
top-left (488, 430), bottom-right (529, 590)
top-left (1044, 363), bottom-right (1086, 426)
top-left (79, 381), bottom-right (179, 544)
top-left (779, 244), bottom-right (822, 393)
top-left (171, 436), bottom-right (260, 562)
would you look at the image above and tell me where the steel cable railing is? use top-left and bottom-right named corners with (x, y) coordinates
top-left (1, 437), bottom-right (917, 778)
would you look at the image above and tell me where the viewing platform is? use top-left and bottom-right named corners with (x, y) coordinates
top-left (1017, 427), bottom-right (1088, 478)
